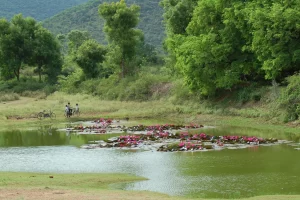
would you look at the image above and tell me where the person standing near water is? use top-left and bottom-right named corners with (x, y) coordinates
top-left (75, 103), bottom-right (79, 115)
top-left (67, 102), bottom-right (72, 117)
top-left (65, 105), bottom-right (69, 117)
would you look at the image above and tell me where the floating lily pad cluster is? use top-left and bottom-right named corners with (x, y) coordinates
top-left (68, 119), bottom-right (279, 152)
top-left (157, 132), bottom-right (278, 152)
top-left (81, 129), bottom-right (278, 151)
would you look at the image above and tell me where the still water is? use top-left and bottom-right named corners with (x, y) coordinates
top-left (0, 127), bottom-right (299, 198)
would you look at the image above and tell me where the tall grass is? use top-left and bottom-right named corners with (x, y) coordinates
top-left (0, 92), bottom-right (20, 102)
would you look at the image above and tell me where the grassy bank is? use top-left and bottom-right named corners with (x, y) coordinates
top-left (0, 92), bottom-right (299, 135)
top-left (0, 90), bottom-right (299, 142)
top-left (0, 172), bottom-right (146, 190)
top-left (0, 172), bottom-right (299, 200)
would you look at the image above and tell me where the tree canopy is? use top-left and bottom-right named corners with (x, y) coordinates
top-left (161, 0), bottom-right (300, 96)
top-left (31, 27), bottom-right (63, 83)
top-left (99, 0), bottom-right (143, 78)
top-left (0, 14), bottom-right (62, 82)
top-left (74, 39), bottom-right (107, 79)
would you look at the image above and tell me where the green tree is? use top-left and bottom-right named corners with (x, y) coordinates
top-left (67, 30), bottom-right (91, 57)
top-left (246, 0), bottom-right (300, 81)
top-left (0, 14), bottom-right (63, 83)
top-left (74, 39), bottom-right (107, 79)
top-left (30, 27), bottom-right (62, 83)
top-left (99, 0), bottom-right (143, 78)
top-left (0, 19), bottom-right (12, 80)
top-left (163, 0), bottom-right (259, 95)
top-left (160, 0), bottom-right (198, 35)
top-left (56, 33), bottom-right (68, 55)
top-left (0, 14), bottom-right (37, 81)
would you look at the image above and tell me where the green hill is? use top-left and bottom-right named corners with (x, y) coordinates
top-left (43, 0), bottom-right (165, 48)
top-left (0, 0), bottom-right (90, 20)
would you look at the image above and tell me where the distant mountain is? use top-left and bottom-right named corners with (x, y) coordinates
top-left (0, 0), bottom-right (90, 21)
top-left (43, 0), bottom-right (165, 48)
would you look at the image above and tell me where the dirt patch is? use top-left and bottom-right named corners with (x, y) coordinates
top-left (1, 188), bottom-right (300, 200)
top-left (0, 188), bottom-right (177, 200)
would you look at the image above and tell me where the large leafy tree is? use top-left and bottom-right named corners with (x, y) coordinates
top-left (99, 0), bottom-right (143, 78)
top-left (67, 30), bottom-right (91, 57)
top-left (74, 39), bottom-right (107, 79)
top-left (162, 0), bottom-right (300, 96)
top-left (163, 0), bottom-right (258, 95)
top-left (160, 0), bottom-right (198, 35)
top-left (0, 14), bottom-right (63, 82)
top-left (0, 14), bottom-right (37, 81)
top-left (246, 0), bottom-right (300, 81)
top-left (30, 27), bottom-right (62, 83)
top-left (0, 19), bottom-right (13, 80)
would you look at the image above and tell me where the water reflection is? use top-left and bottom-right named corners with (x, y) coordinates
top-left (0, 145), bottom-right (299, 198)
top-left (0, 127), bottom-right (123, 148)
top-left (0, 126), bottom-right (67, 147)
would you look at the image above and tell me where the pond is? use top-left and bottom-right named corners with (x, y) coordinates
top-left (0, 125), bottom-right (299, 199)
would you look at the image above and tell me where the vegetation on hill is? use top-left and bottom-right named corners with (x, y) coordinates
top-left (0, 0), bottom-right (89, 21)
top-left (42, 0), bottom-right (165, 48)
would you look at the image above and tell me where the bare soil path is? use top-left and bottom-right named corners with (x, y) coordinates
top-left (0, 188), bottom-right (176, 200)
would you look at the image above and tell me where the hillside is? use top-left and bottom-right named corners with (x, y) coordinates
top-left (0, 0), bottom-right (90, 21)
top-left (43, 0), bottom-right (165, 48)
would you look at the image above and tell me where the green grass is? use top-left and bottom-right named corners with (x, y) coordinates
top-left (0, 172), bottom-right (300, 200)
top-left (0, 172), bottom-right (145, 190)
top-left (0, 92), bottom-right (299, 135)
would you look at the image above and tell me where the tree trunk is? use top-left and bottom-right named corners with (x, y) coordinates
top-left (38, 65), bottom-right (42, 82)
top-left (14, 68), bottom-right (20, 81)
top-left (121, 58), bottom-right (124, 79)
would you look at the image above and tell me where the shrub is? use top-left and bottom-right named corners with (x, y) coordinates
top-left (0, 92), bottom-right (20, 102)
top-left (0, 79), bottom-right (46, 93)
top-left (169, 79), bottom-right (200, 104)
top-left (76, 67), bottom-right (172, 101)
top-left (20, 90), bottom-right (47, 99)
top-left (43, 85), bottom-right (57, 96)
top-left (78, 79), bottom-right (100, 95)
top-left (58, 68), bottom-right (84, 93)
top-left (13, 81), bottom-right (46, 93)
top-left (279, 74), bottom-right (300, 122)
top-left (237, 88), bottom-right (252, 104)
top-left (0, 80), bottom-right (18, 91)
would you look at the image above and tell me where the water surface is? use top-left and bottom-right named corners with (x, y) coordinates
top-left (0, 127), bottom-right (299, 198)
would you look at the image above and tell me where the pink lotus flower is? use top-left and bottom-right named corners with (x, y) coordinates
top-left (179, 142), bottom-right (185, 148)
top-left (199, 133), bottom-right (206, 139)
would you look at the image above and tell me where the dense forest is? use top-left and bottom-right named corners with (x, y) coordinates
top-left (0, 0), bottom-right (89, 21)
top-left (0, 0), bottom-right (300, 122)
top-left (43, 0), bottom-right (164, 48)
